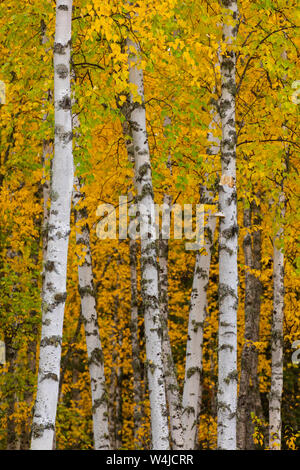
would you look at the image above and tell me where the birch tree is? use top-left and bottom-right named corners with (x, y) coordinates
top-left (157, 116), bottom-right (184, 450)
top-left (181, 73), bottom-right (220, 449)
top-left (269, 186), bottom-right (285, 450)
top-left (121, 104), bottom-right (144, 448)
top-left (182, 187), bottom-right (217, 450)
top-left (31, 0), bottom-right (74, 450)
top-left (71, 62), bottom-right (110, 449)
top-left (126, 27), bottom-right (170, 449)
top-left (217, 0), bottom-right (239, 450)
top-left (269, 49), bottom-right (288, 451)
top-left (159, 192), bottom-right (184, 450)
top-left (73, 178), bottom-right (110, 450)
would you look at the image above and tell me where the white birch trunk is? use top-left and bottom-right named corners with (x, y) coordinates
top-left (158, 118), bottom-right (184, 449)
top-left (269, 193), bottom-right (285, 450)
top-left (128, 234), bottom-right (144, 446)
top-left (217, 0), bottom-right (239, 450)
top-left (120, 98), bottom-right (144, 447)
top-left (269, 50), bottom-right (287, 451)
top-left (31, 0), bottom-right (73, 450)
top-left (41, 22), bottom-right (52, 282)
top-left (182, 79), bottom-right (220, 449)
top-left (182, 188), bottom-right (217, 449)
top-left (70, 63), bottom-right (110, 449)
top-left (126, 35), bottom-right (170, 450)
top-left (73, 178), bottom-right (110, 450)
top-left (159, 193), bottom-right (184, 450)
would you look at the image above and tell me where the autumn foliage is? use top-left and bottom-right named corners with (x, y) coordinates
top-left (0, 0), bottom-right (299, 450)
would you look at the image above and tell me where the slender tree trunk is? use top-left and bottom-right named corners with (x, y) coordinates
top-left (269, 192), bottom-right (285, 450)
top-left (40, 20), bottom-right (52, 270)
top-left (114, 265), bottom-right (123, 449)
top-left (126, 32), bottom-right (170, 449)
top-left (120, 102), bottom-right (144, 447)
top-left (107, 258), bottom-right (124, 450)
top-left (20, 23), bottom-right (51, 450)
top-left (182, 187), bottom-right (217, 449)
top-left (269, 51), bottom-right (288, 451)
top-left (237, 200), bottom-right (263, 449)
top-left (159, 192), bottom-right (184, 450)
top-left (182, 78), bottom-right (220, 449)
top-left (129, 222), bottom-right (144, 447)
top-left (158, 117), bottom-right (184, 449)
top-left (73, 178), bottom-right (110, 450)
top-left (31, 0), bottom-right (74, 450)
top-left (217, 0), bottom-right (239, 450)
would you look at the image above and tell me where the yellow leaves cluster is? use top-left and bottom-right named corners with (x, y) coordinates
top-left (252, 415), bottom-right (266, 448)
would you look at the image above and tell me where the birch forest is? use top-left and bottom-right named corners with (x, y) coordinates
top-left (0, 0), bottom-right (299, 451)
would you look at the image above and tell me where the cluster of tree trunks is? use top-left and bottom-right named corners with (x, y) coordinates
top-left (16, 0), bottom-right (286, 451)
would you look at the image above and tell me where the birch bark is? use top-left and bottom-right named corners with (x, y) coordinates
top-left (182, 187), bottom-right (217, 449)
top-left (269, 193), bottom-right (285, 450)
top-left (126, 34), bottom-right (170, 449)
top-left (181, 78), bottom-right (219, 449)
top-left (217, 0), bottom-right (239, 450)
top-left (159, 192), bottom-right (184, 450)
top-left (120, 99), bottom-right (144, 446)
top-left (73, 179), bottom-right (110, 450)
top-left (40, 20), bottom-right (52, 270)
top-left (128, 189), bottom-right (144, 447)
top-left (156, 116), bottom-right (184, 449)
top-left (31, 0), bottom-right (73, 450)
top-left (269, 51), bottom-right (287, 451)
top-left (128, 234), bottom-right (144, 447)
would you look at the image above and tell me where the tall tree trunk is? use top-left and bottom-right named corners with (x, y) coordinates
top-left (182, 78), bottom-right (220, 449)
top-left (40, 19), bottom-right (52, 271)
top-left (108, 257), bottom-right (124, 450)
top-left (159, 192), bottom-right (184, 450)
top-left (237, 200), bottom-right (263, 449)
top-left (121, 102), bottom-right (144, 447)
top-left (158, 117), bottom-right (184, 450)
top-left (269, 51), bottom-right (288, 451)
top-left (73, 178), bottom-right (110, 450)
top-left (113, 264), bottom-right (123, 450)
top-left (31, 0), bottom-right (74, 450)
top-left (269, 192), bottom-right (285, 450)
top-left (126, 31), bottom-right (170, 449)
top-left (182, 187), bottom-right (217, 449)
top-left (217, 0), bottom-right (239, 450)
top-left (129, 220), bottom-right (144, 447)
